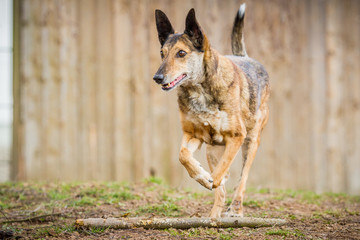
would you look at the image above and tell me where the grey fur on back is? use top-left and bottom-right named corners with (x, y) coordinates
top-left (226, 55), bottom-right (269, 113)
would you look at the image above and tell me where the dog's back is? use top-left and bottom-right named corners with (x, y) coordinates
top-left (227, 55), bottom-right (269, 115)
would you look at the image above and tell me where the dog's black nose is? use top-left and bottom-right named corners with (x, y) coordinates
top-left (153, 74), bottom-right (164, 84)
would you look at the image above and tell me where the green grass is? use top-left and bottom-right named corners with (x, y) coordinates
top-left (265, 229), bottom-right (291, 237)
top-left (73, 196), bottom-right (97, 206)
top-left (165, 228), bottom-right (181, 237)
top-left (33, 224), bottom-right (77, 238)
top-left (1, 225), bottom-right (24, 235)
top-left (165, 226), bottom-right (236, 239)
top-left (0, 199), bottom-right (12, 209)
top-left (185, 190), bottom-right (207, 200)
top-left (312, 209), bottom-right (344, 220)
top-left (160, 190), bottom-right (184, 203)
top-left (271, 189), bottom-right (360, 205)
top-left (265, 228), bottom-right (305, 239)
top-left (143, 176), bottom-right (163, 185)
top-left (219, 233), bottom-right (234, 240)
top-left (103, 190), bottom-right (137, 203)
top-left (293, 229), bottom-right (306, 238)
top-left (323, 209), bottom-right (342, 218)
top-left (136, 202), bottom-right (182, 217)
top-left (324, 192), bottom-right (360, 203)
top-left (88, 226), bottom-right (109, 234)
top-left (272, 189), bottom-right (324, 204)
top-left (225, 198), bottom-right (264, 208)
top-left (246, 187), bottom-right (271, 194)
top-left (345, 208), bottom-right (360, 216)
top-left (204, 228), bottom-right (219, 235)
top-left (243, 199), bottom-right (264, 208)
top-left (44, 182), bottom-right (139, 207)
top-left (300, 191), bottom-right (322, 204)
top-left (287, 214), bottom-right (297, 220)
top-left (187, 228), bottom-right (201, 237)
top-left (48, 189), bottom-right (71, 200)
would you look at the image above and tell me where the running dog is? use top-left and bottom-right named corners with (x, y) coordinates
top-left (153, 4), bottom-right (269, 218)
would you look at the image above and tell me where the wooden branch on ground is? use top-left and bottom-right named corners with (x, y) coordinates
top-left (75, 217), bottom-right (286, 229)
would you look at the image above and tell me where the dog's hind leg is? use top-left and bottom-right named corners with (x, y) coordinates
top-left (179, 133), bottom-right (213, 190)
top-left (206, 145), bottom-right (228, 218)
top-left (224, 107), bottom-right (269, 217)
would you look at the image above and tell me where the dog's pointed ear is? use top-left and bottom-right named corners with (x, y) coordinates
top-left (184, 8), bottom-right (204, 50)
top-left (155, 9), bottom-right (174, 46)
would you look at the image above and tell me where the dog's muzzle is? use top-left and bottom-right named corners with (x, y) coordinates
top-left (153, 73), bottom-right (164, 84)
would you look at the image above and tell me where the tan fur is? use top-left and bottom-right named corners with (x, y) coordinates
top-left (154, 7), bottom-right (269, 218)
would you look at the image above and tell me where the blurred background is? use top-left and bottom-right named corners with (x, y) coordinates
top-left (1, 0), bottom-right (359, 194)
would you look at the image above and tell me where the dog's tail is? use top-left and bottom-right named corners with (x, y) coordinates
top-left (231, 3), bottom-right (247, 57)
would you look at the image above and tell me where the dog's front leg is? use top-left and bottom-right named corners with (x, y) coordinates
top-left (211, 136), bottom-right (244, 188)
top-left (179, 133), bottom-right (213, 190)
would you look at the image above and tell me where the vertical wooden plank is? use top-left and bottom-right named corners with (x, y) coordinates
top-left (22, 0), bottom-right (44, 180)
top-left (325, 0), bottom-right (346, 193)
top-left (205, 0), bottom-right (235, 54)
top-left (294, 0), bottom-right (313, 190)
top-left (96, 0), bottom-right (115, 180)
top-left (249, 0), bottom-right (309, 191)
top-left (12, 0), bottom-right (24, 180)
top-left (253, 0), bottom-right (292, 190)
top-left (343, 0), bottom-right (360, 195)
top-left (58, 0), bottom-right (79, 180)
top-left (280, 0), bottom-right (297, 190)
top-left (77, 0), bottom-right (97, 180)
top-left (130, 0), bottom-right (151, 181)
top-left (307, 0), bottom-right (327, 193)
top-left (278, 0), bottom-right (292, 189)
top-left (148, 0), bottom-right (170, 182)
top-left (245, 0), bottom-right (276, 190)
top-left (40, 0), bottom-right (62, 180)
top-left (282, 0), bottom-right (310, 190)
top-left (113, 0), bottom-right (133, 182)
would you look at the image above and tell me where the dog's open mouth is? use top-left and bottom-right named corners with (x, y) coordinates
top-left (161, 74), bottom-right (187, 90)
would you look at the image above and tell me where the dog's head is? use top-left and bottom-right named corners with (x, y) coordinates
top-left (153, 9), bottom-right (208, 91)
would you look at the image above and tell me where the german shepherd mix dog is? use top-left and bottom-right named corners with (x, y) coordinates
top-left (154, 4), bottom-right (269, 218)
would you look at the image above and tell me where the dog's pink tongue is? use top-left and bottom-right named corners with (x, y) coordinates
top-left (165, 74), bottom-right (186, 89)
top-left (175, 74), bottom-right (186, 84)
top-left (176, 74), bottom-right (186, 81)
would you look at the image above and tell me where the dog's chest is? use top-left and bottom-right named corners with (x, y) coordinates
top-left (179, 87), bottom-right (229, 145)
top-left (187, 110), bottom-right (229, 145)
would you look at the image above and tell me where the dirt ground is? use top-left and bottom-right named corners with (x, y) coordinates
top-left (0, 179), bottom-right (359, 239)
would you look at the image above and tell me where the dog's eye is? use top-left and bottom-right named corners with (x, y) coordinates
top-left (177, 50), bottom-right (187, 58)
top-left (160, 50), bottom-right (164, 58)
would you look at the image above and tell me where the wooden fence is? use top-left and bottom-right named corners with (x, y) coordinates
top-left (12, 0), bottom-right (360, 194)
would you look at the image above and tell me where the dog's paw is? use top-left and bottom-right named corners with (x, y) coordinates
top-left (211, 170), bottom-right (228, 188)
top-left (222, 211), bottom-right (244, 218)
top-left (211, 177), bottom-right (227, 189)
top-left (222, 206), bottom-right (244, 218)
top-left (209, 206), bottom-right (223, 218)
top-left (194, 169), bottom-right (213, 190)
